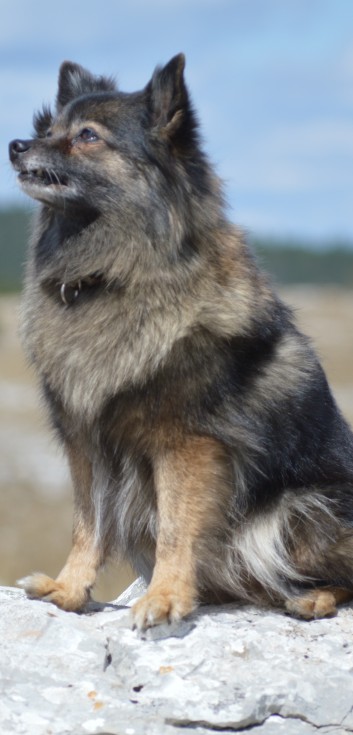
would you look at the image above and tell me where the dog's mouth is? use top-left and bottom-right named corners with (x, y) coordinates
top-left (18, 167), bottom-right (69, 188)
top-left (17, 166), bottom-right (77, 205)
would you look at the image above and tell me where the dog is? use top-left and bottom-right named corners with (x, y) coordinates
top-left (9, 54), bottom-right (353, 627)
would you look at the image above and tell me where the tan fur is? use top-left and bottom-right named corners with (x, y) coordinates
top-left (285, 588), bottom-right (353, 620)
top-left (250, 332), bottom-right (317, 409)
top-left (22, 434), bottom-right (232, 621)
top-left (132, 437), bottom-right (232, 627)
top-left (20, 230), bottom-right (272, 420)
top-left (21, 443), bottom-right (102, 611)
top-left (12, 57), bottom-right (353, 628)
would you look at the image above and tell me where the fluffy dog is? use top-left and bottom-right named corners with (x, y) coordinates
top-left (9, 54), bottom-right (353, 626)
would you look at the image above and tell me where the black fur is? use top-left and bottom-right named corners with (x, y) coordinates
top-left (9, 55), bottom-right (353, 622)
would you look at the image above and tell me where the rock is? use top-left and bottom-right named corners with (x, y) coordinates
top-left (1, 580), bottom-right (353, 734)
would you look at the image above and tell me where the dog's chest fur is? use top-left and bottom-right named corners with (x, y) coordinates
top-left (20, 211), bottom-right (264, 426)
top-left (21, 275), bottom-right (199, 420)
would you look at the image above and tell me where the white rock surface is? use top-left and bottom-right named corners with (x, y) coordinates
top-left (1, 579), bottom-right (353, 734)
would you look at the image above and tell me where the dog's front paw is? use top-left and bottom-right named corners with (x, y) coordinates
top-left (132, 584), bottom-right (196, 630)
top-left (18, 572), bottom-right (90, 612)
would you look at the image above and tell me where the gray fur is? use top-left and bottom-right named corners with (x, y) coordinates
top-left (9, 55), bottom-right (353, 614)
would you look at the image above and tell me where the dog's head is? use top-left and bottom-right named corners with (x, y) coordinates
top-left (9, 55), bottom-right (204, 216)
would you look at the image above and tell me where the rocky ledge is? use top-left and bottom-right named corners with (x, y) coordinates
top-left (1, 579), bottom-right (353, 735)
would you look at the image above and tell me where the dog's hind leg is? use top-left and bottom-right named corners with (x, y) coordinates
top-left (285, 587), bottom-right (353, 620)
top-left (19, 442), bottom-right (104, 611)
top-left (280, 492), bottom-right (353, 619)
top-left (132, 436), bottom-right (231, 629)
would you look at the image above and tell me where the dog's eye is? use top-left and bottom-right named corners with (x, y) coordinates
top-left (78, 128), bottom-right (99, 142)
top-left (46, 130), bottom-right (52, 138)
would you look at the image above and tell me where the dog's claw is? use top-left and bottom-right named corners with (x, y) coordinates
top-left (132, 588), bottom-right (195, 630)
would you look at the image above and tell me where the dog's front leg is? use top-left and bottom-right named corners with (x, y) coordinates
top-left (20, 442), bottom-right (103, 611)
top-left (132, 436), bottom-right (230, 629)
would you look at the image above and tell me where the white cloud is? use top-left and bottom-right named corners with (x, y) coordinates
top-left (2, 0), bottom-right (353, 238)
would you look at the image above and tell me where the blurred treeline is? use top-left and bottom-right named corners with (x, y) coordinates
top-left (1, 206), bottom-right (353, 291)
top-left (0, 206), bottom-right (32, 291)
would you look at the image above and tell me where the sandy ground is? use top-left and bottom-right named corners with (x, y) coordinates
top-left (1, 288), bottom-right (353, 601)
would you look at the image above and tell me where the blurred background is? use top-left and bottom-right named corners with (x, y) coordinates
top-left (1, 0), bottom-right (353, 601)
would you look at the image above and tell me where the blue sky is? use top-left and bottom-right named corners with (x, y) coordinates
top-left (2, 0), bottom-right (353, 241)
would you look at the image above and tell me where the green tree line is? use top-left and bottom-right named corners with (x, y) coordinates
top-left (0, 206), bottom-right (32, 291)
top-left (1, 206), bottom-right (353, 291)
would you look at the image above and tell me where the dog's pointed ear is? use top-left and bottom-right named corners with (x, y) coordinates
top-left (56, 61), bottom-right (116, 109)
top-left (146, 53), bottom-right (192, 140)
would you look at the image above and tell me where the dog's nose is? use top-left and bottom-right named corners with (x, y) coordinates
top-left (9, 138), bottom-right (32, 162)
